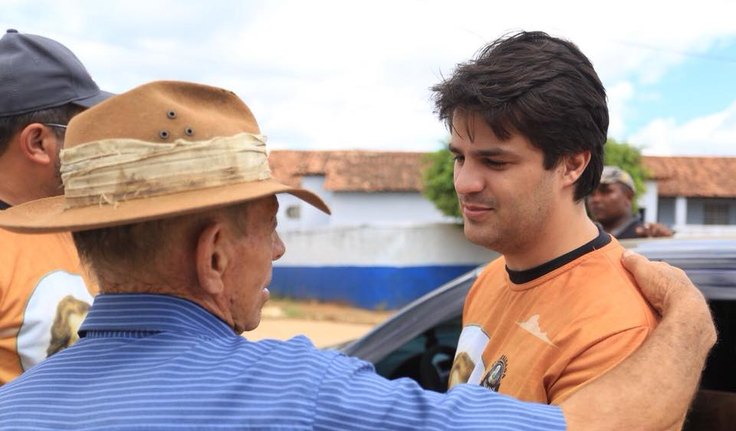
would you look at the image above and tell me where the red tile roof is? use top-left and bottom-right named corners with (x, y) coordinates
top-left (268, 150), bottom-right (736, 198)
top-left (268, 150), bottom-right (429, 192)
top-left (642, 156), bottom-right (736, 198)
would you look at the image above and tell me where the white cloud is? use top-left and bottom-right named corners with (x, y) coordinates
top-left (607, 81), bottom-right (635, 138)
top-left (633, 100), bottom-right (736, 156)
top-left (3, 0), bottom-right (736, 153)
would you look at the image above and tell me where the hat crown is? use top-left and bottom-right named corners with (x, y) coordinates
top-left (601, 165), bottom-right (635, 190)
top-left (0, 30), bottom-right (109, 115)
top-left (66, 81), bottom-right (261, 148)
top-left (61, 81), bottom-right (267, 208)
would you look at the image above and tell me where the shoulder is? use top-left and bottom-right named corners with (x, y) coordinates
top-left (467, 257), bottom-right (507, 300)
top-left (242, 336), bottom-right (362, 370)
top-left (476, 256), bottom-right (506, 281)
top-left (562, 241), bottom-right (658, 328)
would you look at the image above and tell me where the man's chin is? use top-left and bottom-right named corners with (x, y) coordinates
top-left (463, 226), bottom-right (499, 250)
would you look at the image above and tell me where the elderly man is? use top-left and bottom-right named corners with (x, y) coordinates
top-left (588, 165), bottom-right (673, 239)
top-left (0, 81), bottom-right (714, 430)
top-left (0, 29), bottom-right (112, 383)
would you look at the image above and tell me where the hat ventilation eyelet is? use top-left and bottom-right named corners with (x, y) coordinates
top-left (159, 130), bottom-right (170, 139)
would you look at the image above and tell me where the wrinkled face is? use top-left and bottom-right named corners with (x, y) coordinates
top-left (450, 111), bottom-right (557, 255)
top-left (587, 182), bottom-right (632, 225)
top-left (224, 196), bottom-right (285, 333)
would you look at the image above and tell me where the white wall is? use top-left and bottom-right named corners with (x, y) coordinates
top-left (276, 175), bottom-right (455, 230)
top-left (275, 223), bottom-right (498, 267)
top-left (639, 180), bottom-right (659, 223)
top-left (328, 192), bottom-right (454, 226)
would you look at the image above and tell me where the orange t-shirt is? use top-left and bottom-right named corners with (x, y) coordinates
top-left (0, 229), bottom-right (97, 385)
top-left (448, 236), bottom-right (658, 403)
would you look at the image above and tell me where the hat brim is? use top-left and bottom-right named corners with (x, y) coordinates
top-left (0, 179), bottom-right (330, 234)
top-left (72, 90), bottom-right (115, 109)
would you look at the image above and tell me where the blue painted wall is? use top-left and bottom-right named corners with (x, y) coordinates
top-left (270, 265), bottom-right (477, 309)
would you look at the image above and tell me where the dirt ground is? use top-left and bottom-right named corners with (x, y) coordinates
top-left (245, 298), bottom-right (396, 348)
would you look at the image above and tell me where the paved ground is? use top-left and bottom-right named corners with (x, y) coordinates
top-left (245, 298), bottom-right (395, 348)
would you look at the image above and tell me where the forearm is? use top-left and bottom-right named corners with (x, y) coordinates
top-left (317, 354), bottom-right (566, 430)
top-left (561, 290), bottom-right (716, 431)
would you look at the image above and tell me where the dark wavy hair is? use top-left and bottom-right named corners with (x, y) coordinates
top-left (432, 31), bottom-right (608, 201)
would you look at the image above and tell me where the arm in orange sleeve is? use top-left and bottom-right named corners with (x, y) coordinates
top-left (548, 326), bottom-right (652, 403)
top-left (560, 251), bottom-right (716, 431)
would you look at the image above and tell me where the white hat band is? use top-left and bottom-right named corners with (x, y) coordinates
top-left (60, 132), bottom-right (271, 208)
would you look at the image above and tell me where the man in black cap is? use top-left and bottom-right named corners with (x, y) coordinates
top-left (0, 29), bottom-right (112, 384)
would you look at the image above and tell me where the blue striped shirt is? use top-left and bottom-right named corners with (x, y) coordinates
top-left (0, 294), bottom-right (566, 430)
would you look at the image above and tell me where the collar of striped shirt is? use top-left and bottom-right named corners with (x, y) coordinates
top-left (79, 293), bottom-right (238, 338)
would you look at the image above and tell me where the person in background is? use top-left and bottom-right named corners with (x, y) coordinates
top-left (0, 29), bottom-right (111, 384)
top-left (587, 165), bottom-right (673, 239)
top-left (0, 80), bottom-right (715, 430)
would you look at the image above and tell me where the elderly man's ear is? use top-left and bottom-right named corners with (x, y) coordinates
top-left (195, 222), bottom-right (230, 295)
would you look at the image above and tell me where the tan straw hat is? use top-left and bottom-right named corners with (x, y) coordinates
top-left (0, 80), bottom-right (330, 233)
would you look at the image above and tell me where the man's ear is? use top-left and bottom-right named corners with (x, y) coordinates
top-left (18, 124), bottom-right (56, 165)
top-left (195, 222), bottom-right (229, 295)
top-left (560, 151), bottom-right (591, 187)
top-left (622, 184), bottom-right (635, 200)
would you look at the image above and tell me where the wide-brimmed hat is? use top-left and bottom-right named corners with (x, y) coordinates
top-left (0, 80), bottom-right (330, 233)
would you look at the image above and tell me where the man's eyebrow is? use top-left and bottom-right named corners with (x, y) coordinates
top-left (448, 143), bottom-right (512, 158)
top-left (471, 148), bottom-right (512, 157)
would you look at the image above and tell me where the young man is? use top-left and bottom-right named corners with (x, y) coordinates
top-left (588, 165), bottom-right (673, 239)
top-left (0, 80), bottom-right (715, 430)
top-left (434, 31), bottom-right (658, 403)
top-left (0, 29), bottom-right (112, 383)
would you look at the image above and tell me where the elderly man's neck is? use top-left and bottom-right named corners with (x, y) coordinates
top-left (98, 278), bottom-right (238, 332)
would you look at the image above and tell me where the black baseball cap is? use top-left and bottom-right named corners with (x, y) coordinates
top-left (0, 29), bottom-right (113, 116)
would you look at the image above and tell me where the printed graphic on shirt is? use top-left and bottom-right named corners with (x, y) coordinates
top-left (480, 355), bottom-right (508, 392)
top-left (16, 270), bottom-right (93, 371)
top-left (449, 325), bottom-right (489, 387)
top-left (517, 314), bottom-right (555, 346)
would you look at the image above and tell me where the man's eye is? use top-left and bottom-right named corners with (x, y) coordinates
top-left (452, 155), bottom-right (464, 163)
top-left (483, 159), bottom-right (506, 168)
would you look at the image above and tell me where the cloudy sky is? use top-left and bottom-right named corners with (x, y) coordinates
top-left (4, 0), bottom-right (736, 156)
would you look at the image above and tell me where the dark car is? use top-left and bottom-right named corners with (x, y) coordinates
top-left (340, 237), bottom-right (736, 430)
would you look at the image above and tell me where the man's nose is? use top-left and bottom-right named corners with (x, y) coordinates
top-left (272, 232), bottom-right (286, 261)
top-left (453, 162), bottom-right (484, 195)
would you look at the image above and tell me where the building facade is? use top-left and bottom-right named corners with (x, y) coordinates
top-left (642, 156), bottom-right (736, 237)
top-left (266, 150), bottom-right (736, 308)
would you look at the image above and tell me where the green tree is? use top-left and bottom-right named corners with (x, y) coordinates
top-left (603, 138), bottom-right (648, 199)
top-left (421, 139), bottom-right (648, 218)
top-left (421, 147), bottom-right (460, 219)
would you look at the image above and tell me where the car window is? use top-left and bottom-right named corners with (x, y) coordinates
top-left (374, 316), bottom-right (461, 392)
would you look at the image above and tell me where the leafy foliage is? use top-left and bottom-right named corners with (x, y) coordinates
top-left (421, 138), bottom-right (648, 218)
top-left (602, 138), bottom-right (648, 198)
top-left (421, 148), bottom-right (461, 219)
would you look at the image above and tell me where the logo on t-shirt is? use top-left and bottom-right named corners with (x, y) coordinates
top-left (480, 355), bottom-right (508, 392)
top-left (517, 314), bottom-right (555, 346)
top-left (17, 271), bottom-right (93, 371)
